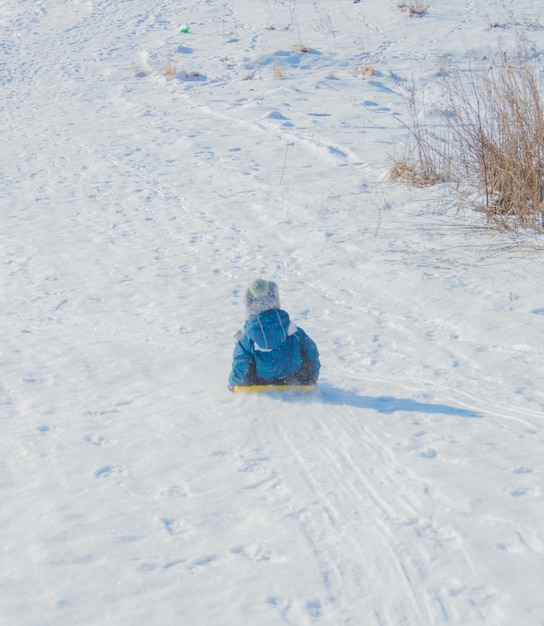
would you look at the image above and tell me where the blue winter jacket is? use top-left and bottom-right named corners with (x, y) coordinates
top-left (229, 309), bottom-right (320, 386)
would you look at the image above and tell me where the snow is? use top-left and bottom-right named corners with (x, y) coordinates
top-left (2, 0), bottom-right (544, 624)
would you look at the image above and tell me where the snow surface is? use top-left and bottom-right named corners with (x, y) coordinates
top-left (2, 0), bottom-right (544, 624)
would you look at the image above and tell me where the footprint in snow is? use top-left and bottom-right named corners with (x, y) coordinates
top-left (231, 543), bottom-right (275, 562)
top-left (237, 454), bottom-right (270, 472)
top-left (161, 484), bottom-right (190, 498)
top-left (420, 448), bottom-right (437, 459)
top-left (94, 465), bottom-right (123, 478)
top-left (306, 599), bottom-right (322, 617)
top-left (265, 596), bottom-right (322, 620)
top-left (190, 555), bottom-right (216, 571)
top-left (84, 434), bottom-right (111, 446)
top-left (160, 517), bottom-right (191, 537)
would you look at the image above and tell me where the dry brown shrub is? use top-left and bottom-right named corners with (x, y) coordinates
top-left (444, 43), bottom-right (544, 231)
top-left (390, 160), bottom-right (441, 188)
top-left (162, 62), bottom-right (178, 78)
top-left (353, 65), bottom-right (375, 77)
top-left (391, 40), bottom-right (544, 232)
top-left (389, 84), bottom-right (446, 188)
top-left (397, 1), bottom-right (429, 17)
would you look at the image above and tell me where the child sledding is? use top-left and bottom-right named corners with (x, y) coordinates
top-left (228, 279), bottom-right (320, 392)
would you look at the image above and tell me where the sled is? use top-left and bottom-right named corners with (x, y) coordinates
top-left (233, 384), bottom-right (316, 393)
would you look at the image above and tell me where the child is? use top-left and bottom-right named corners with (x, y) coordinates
top-left (228, 278), bottom-right (320, 388)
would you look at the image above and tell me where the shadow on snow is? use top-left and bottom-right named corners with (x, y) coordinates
top-left (300, 382), bottom-right (483, 418)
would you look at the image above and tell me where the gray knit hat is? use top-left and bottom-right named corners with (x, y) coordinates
top-left (245, 278), bottom-right (281, 318)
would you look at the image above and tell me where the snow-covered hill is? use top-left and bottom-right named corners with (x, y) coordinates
top-left (2, 1), bottom-right (544, 624)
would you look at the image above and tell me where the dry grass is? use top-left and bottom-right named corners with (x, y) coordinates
top-left (390, 160), bottom-right (441, 188)
top-left (292, 43), bottom-right (312, 53)
top-left (353, 65), bottom-right (375, 77)
top-left (390, 85), bottom-right (445, 188)
top-left (397, 0), bottom-right (429, 17)
top-left (162, 62), bottom-right (178, 78)
top-left (272, 67), bottom-right (284, 79)
top-left (243, 69), bottom-right (257, 81)
top-left (444, 44), bottom-right (544, 231)
top-left (391, 40), bottom-right (544, 232)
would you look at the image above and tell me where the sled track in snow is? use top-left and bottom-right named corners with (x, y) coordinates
top-left (245, 399), bottom-right (495, 625)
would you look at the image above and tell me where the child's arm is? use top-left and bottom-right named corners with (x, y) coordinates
top-left (298, 330), bottom-right (321, 381)
top-left (228, 334), bottom-right (256, 386)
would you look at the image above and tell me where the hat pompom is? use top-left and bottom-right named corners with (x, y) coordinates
top-left (249, 278), bottom-right (269, 298)
top-left (245, 278), bottom-right (281, 318)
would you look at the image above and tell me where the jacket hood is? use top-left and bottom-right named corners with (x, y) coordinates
top-left (244, 309), bottom-right (296, 351)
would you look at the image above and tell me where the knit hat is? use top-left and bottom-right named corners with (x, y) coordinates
top-left (245, 278), bottom-right (281, 318)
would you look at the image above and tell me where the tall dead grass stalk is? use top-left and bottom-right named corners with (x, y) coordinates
top-left (391, 40), bottom-right (544, 232)
top-left (445, 44), bottom-right (544, 231)
top-left (390, 85), bottom-right (444, 187)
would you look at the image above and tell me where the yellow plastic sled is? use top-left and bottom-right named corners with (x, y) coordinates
top-left (233, 384), bottom-right (316, 393)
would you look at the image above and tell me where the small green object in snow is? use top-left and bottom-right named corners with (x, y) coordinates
top-left (180, 26), bottom-right (190, 33)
